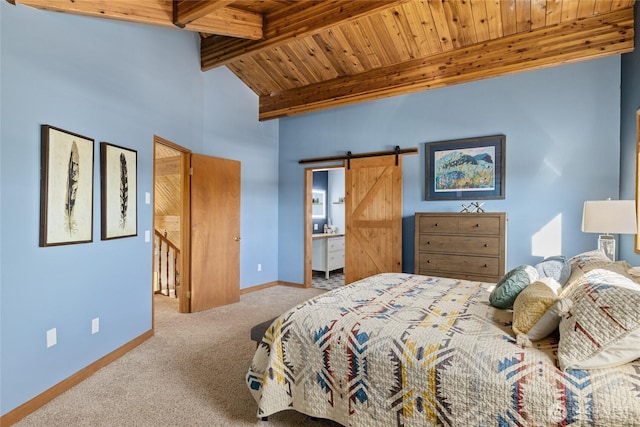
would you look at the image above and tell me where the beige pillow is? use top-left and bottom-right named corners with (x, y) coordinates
top-left (562, 260), bottom-right (634, 297)
top-left (568, 249), bottom-right (612, 269)
top-left (512, 278), bottom-right (568, 346)
top-left (558, 269), bottom-right (640, 370)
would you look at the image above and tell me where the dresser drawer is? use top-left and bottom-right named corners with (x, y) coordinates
top-left (327, 251), bottom-right (345, 270)
top-left (328, 236), bottom-right (345, 252)
top-left (418, 234), bottom-right (500, 256)
top-left (417, 216), bottom-right (459, 234)
top-left (457, 216), bottom-right (502, 235)
top-left (417, 269), bottom-right (499, 283)
top-left (417, 253), bottom-right (500, 276)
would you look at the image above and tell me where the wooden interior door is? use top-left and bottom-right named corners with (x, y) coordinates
top-left (190, 154), bottom-right (241, 312)
top-left (345, 155), bottom-right (403, 284)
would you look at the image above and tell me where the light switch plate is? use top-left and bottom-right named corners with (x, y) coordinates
top-left (46, 328), bottom-right (57, 348)
top-left (145, 192), bottom-right (151, 204)
top-left (145, 230), bottom-right (150, 242)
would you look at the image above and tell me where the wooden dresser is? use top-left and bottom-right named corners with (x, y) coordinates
top-left (414, 212), bottom-right (506, 283)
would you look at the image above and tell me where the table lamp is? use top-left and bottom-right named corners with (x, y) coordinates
top-left (581, 199), bottom-right (638, 261)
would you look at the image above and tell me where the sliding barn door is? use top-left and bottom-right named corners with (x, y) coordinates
top-left (345, 155), bottom-right (403, 284)
top-left (190, 154), bottom-right (241, 312)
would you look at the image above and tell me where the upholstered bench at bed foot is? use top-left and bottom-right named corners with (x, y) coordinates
top-left (251, 317), bottom-right (277, 344)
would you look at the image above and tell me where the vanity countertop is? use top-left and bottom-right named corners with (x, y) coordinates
top-left (312, 233), bottom-right (345, 239)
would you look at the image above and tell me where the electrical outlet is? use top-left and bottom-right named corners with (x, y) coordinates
top-left (92, 318), bottom-right (100, 334)
top-left (258, 263), bottom-right (262, 272)
top-left (314, 224), bottom-right (318, 230)
top-left (46, 328), bottom-right (57, 348)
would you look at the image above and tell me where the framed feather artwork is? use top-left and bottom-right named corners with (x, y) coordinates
top-left (100, 142), bottom-right (137, 240)
top-left (40, 125), bottom-right (95, 247)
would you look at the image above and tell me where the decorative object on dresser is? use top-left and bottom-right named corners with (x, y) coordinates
top-left (425, 135), bottom-right (505, 201)
top-left (460, 201), bottom-right (485, 213)
top-left (414, 212), bottom-right (506, 282)
top-left (312, 234), bottom-right (345, 279)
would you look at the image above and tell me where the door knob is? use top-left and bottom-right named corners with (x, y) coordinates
top-left (234, 236), bottom-right (241, 241)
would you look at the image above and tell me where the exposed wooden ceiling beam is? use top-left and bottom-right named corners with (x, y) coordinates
top-left (258, 7), bottom-right (635, 121)
top-left (13, 0), bottom-right (263, 40)
top-left (200, 0), bottom-right (409, 71)
top-left (181, 6), bottom-right (262, 39)
top-left (173, 0), bottom-right (233, 27)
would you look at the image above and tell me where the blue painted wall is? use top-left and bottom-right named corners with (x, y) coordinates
top-left (0, 3), bottom-right (278, 415)
top-left (278, 57), bottom-right (622, 283)
top-left (0, 0), bottom-right (634, 418)
top-left (620, 2), bottom-right (640, 265)
top-left (201, 67), bottom-right (280, 292)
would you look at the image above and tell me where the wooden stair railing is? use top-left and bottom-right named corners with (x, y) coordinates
top-left (154, 230), bottom-right (180, 298)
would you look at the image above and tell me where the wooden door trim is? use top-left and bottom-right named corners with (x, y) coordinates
top-left (635, 109), bottom-right (640, 253)
top-left (153, 135), bottom-right (191, 314)
top-left (304, 168), bottom-right (312, 288)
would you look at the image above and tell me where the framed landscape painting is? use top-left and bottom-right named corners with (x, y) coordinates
top-left (100, 142), bottom-right (138, 240)
top-left (40, 125), bottom-right (95, 247)
top-left (425, 135), bottom-right (506, 201)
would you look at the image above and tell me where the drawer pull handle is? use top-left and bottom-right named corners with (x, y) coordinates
top-left (434, 223), bottom-right (438, 227)
top-left (427, 260), bottom-right (431, 263)
top-left (483, 264), bottom-right (488, 268)
top-left (427, 241), bottom-right (431, 245)
top-left (484, 243), bottom-right (488, 247)
top-left (475, 224), bottom-right (480, 227)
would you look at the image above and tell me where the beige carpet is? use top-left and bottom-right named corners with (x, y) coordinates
top-left (14, 286), bottom-right (342, 427)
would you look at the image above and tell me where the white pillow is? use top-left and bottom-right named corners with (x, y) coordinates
top-left (558, 269), bottom-right (640, 370)
top-left (523, 299), bottom-right (570, 342)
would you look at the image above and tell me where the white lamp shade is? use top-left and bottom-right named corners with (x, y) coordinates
top-left (582, 200), bottom-right (638, 234)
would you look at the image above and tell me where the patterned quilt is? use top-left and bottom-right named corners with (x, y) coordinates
top-left (246, 273), bottom-right (640, 426)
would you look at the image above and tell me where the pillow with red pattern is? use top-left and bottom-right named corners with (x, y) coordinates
top-left (558, 269), bottom-right (640, 370)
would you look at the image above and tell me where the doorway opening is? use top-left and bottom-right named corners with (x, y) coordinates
top-left (305, 166), bottom-right (346, 290)
top-left (153, 136), bottom-right (191, 314)
top-left (302, 150), bottom-right (410, 289)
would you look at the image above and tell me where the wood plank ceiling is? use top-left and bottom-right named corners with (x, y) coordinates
top-left (11, 0), bottom-right (636, 121)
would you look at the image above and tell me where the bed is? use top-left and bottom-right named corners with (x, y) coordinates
top-left (246, 272), bottom-right (640, 426)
